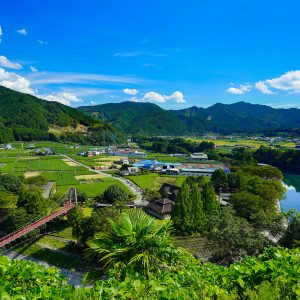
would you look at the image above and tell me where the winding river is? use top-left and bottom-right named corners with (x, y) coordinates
top-left (281, 173), bottom-right (300, 212)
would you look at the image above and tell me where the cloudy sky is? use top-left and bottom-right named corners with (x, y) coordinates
top-left (1, 0), bottom-right (300, 108)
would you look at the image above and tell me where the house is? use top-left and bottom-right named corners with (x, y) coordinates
top-left (113, 150), bottom-right (147, 157)
top-left (159, 183), bottom-right (180, 202)
top-left (28, 143), bottom-right (35, 149)
top-left (160, 168), bottom-right (180, 175)
top-left (120, 158), bottom-right (129, 165)
top-left (120, 166), bottom-right (140, 176)
top-left (0, 144), bottom-right (5, 150)
top-left (190, 152), bottom-right (208, 161)
top-left (169, 153), bottom-right (186, 157)
top-left (5, 144), bottom-right (13, 150)
top-left (295, 145), bottom-right (300, 150)
top-left (179, 168), bottom-right (215, 177)
top-left (147, 198), bottom-right (174, 219)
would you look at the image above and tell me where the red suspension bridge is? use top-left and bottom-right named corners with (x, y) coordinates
top-left (0, 188), bottom-right (77, 248)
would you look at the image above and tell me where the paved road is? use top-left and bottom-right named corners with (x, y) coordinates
top-left (61, 154), bottom-right (146, 206)
top-left (5, 250), bottom-right (85, 286)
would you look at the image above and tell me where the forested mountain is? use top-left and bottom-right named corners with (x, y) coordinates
top-left (79, 102), bottom-right (189, 135)
top-left (79, 101), bottom-right (300, 136)
top-left (0, 86), bottom-right (124, 144)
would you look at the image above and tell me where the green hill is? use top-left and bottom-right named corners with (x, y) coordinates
top-left (0, 86), bottom-right (124, 144)
top-left (79, 101), bottom-right (188, 135)
top-left (79, 101), bottom-right (300, 135)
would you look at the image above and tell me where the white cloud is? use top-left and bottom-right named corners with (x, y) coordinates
top-left (39, 92), bottom-right (83, 106)
top-left (114, 51), bottom-right (167, 58)
top-left (90, 101), bottom-right (97, 105)
top-left (253, 71), bottom-right (300, 94)
top-left (143, 91), bottom-right (166, 103)
top-left (0, 67), bottom-right (35, 94)
top-left (226, 87), bottom-right (244, 94)
top-left (226, 84), bottom-right (252, 94)
top-left (255, 81), bottom-right (275, 94)
top-left (123, 88), bottom-right (138, 95)
top-left (115, 52), bottom-right (142, 57)
top-left (0, 25), bottom-right (2, 43)
top-left (30, 66), bottom-right (38, 72)
top-left (265, 70), bottom-right (300, 93)
top-left (0, 56), bottom-right (22, 69)
top-left (16, 28), bottom-right (27, 35)
top-left (62, 87), bottom-right (112, 97)
top-left (142, 90), bottom-right (186, 103)
top-left (37, 40), bottom-right (48, 45)
top-left (28, 71), bottom-right (143, 85)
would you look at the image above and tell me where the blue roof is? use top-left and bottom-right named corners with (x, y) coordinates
top-left (133, 160), bottom-right (182, 168)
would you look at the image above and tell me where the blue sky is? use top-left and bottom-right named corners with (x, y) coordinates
top-left (0, 0), bottom-right (300, 108)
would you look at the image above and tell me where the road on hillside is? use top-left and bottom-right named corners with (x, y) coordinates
top-left (60, 154), bottom-right (145, 206)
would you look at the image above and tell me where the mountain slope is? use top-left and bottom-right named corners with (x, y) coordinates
top-left (0, 86), bottom-right (124, 144)
top-left (78, 101), bottom-right (300, 135)
top-left (79, 101), bottom-right (188, 135)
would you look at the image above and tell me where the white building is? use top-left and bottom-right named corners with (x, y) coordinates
top-left (180, 168), bottom-right (215, 176)
top-left (190, 152), bottom-right (208, 161)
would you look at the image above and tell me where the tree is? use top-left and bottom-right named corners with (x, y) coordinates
top-left (77, 189), bottom-right (88, 204)
top-left (0, 187), bottom-right (18, 208)
top-left (87, 209), bottom-right (187, 275)
top-left (102, 184), bottom-right (128, 204)
top-left (17, 188), bottom-right (49, 216)
top-left (0, 174), bottom-right (23, 194)
top-left (243, 165), bottom-right (283, 180)
top-left (5, 208), bottom-right (31, 233)
top-left (230, 191), bottom-right (263, 221)
top-left (205, 207), bottom-right (268, 264)
top-left (143, 189), bottom-right (161, 203)
top-left (80, 206), bottom-right (120, 244)
top-left (227, 171), bottom-right (244, 191)
top-left (171, 182), bottom-right (192, 234)
top-left (202, 182), bottom-right (219, 214)
top-left (190, 183), bottom-right (205, 231)
top-left (211, 169), bottom-right (228, 192)
top-left (68, 207), bottom-right (84, 243)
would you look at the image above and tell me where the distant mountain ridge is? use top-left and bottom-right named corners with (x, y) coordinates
top-left (0, 86), bottom-right (124, 144)
top-left (78, 101), bottom-right (300, 135)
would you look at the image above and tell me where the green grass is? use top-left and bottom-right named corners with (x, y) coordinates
top-left (14, 243), bottom-right (84, 270)
top-left (57, 176), bottom-right (130, 198)
top-left (50, 221), bottom-right (74, 240)
top-left (42, 171), bottom-right (79, 186)
top-left (127, 173), bottom-right (187, 190)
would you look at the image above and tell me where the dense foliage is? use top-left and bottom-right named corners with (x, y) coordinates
top-left (0, 173), bottom-right (55, 235)
top-left (0, 86), bottom-right (124, 144)
top-left (87, 209), bottom-right (186, 275)
top-left (138, 137), bottom-right (215, 154)
top-left (214, 146), bottom-right (300, 175)
top-left (254, 146), bottom-right (300, 174)
top-left (1, 242), bottom-right (299, 299)
top-left (172, 179), bottom-right (218, 235)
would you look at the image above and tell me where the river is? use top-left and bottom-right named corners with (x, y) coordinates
top-left (281, 173), bottom-right (300, 212)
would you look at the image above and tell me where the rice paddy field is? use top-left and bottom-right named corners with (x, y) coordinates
top-left (188, 138), bottom-right (296, 149)
top-left (0, 147), bottom-right (129, 198)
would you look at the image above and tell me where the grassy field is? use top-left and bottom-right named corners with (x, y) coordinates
top-left (0, 148), bottom-right (129, 198)
top-left (127, 173), bottom-right (187, 190)
top-left (189, 138), bottom-right (296, 149)
top-left (57, 176), bottom-right (131, 198)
